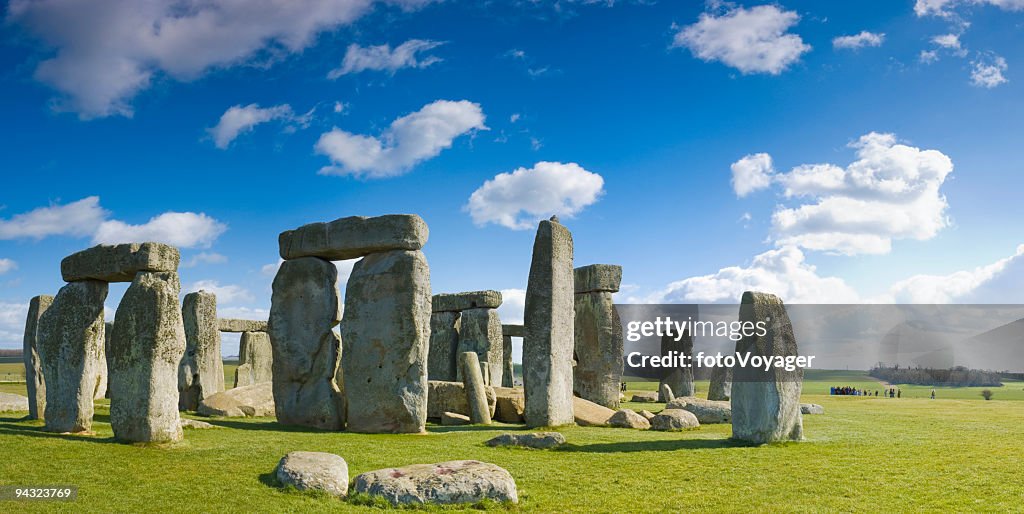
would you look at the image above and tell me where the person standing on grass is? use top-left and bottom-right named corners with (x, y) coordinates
top-left (898, 389), bottom-right (902, 398)
top-left (930, 389), bottom-right (935, 400)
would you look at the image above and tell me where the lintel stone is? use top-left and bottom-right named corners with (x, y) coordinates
top-left (218, 318), bottom-right (268, 333)
top-left (278, 214), bottom-right (428, 261)
top-left (432, 290), bottom-right (502, 312)
top-left (573, 264), bottom-right (622, 294)
top-left (501, 324), bottom-right (525, 338)
top-left (61, 243), bottom-right (180, 283)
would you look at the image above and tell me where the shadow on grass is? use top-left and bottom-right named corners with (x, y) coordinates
top-left (201, 418), bottom-right (335, 433)
top-left (559, 437), bottom-right (751, 453)
top-left (427, 424), bottom-right (526, 434)
top-left (0, 422), bottom-right (118, 444)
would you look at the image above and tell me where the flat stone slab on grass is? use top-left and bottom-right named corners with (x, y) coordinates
top-left (198, 382), bottom-right (275, 417)
top-left (276, 451), bottom-right (349, 498)
top-left (0, 392), bottom-right (29, 412)
top-left (441, 412), bottom-right (471, 426)
top-left (801, 403), bottom-right (825, 415)
top-left (650, 409), bottom-right (700, 431)
top-left (180, 418), bottom-right (218, 429)
top-left (485, 432), bottom-right (566, 450)
top-left (61, 243), bottom-right (180, 282)
top-left (608, 409), bottom-right (650, 429)
top-left (630, 392), bottom-right (659, 403)
top-left (218, 318), bottom-right (268, 333)
top-left (573, 396), bottom-right (615, 426)
top-left (665, 397), bottom-right (731, 424)
top-left (493, 387), bottom-right (525, 423)
top-left (352, 460), bottom-right (517, 506)
top-left (279, 214), bottom-right (428, 261)
top-left (432, 291), bottom-right (503, 312)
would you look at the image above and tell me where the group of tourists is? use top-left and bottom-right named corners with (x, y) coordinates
top-left (830, 386), bottom-right (901, 398)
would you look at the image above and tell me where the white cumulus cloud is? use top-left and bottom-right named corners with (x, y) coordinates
top-left (0, 259), bottom-right (17, 275)
top-left (497, 288), bottom-right (526, 325)
top-left (466, 161), bottom-right (605, 230)
top-left (315, 99), bottom-right (486, 178)
top-left (0, 196), bottom-right (108, 240)
top-left (208, 104), bottom-right (300, 149)
top-left (185, 280), bottom-right (254, 305)
top-left (832, 31), bottom-right (885, 50)
top-left (970, 55), bottom-right (1008, 88)
top-left (328, 39), bottom-right (443, 78)
top-left (672, 5), bottom-right (810, 75)
top-left (730, 153), bottom-right (774, 197)
top-left (887, 245), bottom-right (1024, 303)
top-left (94, 212), bottom-right (227, 248)
top-left (915, 0), bottom-right (1024, 16)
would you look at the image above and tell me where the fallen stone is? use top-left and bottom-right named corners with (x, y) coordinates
top-left (23, 295), bottom-right (52, 420)
top-left (485, 432), bottom-right (566, 449)
top-left (665, 397), bottom-right (731, 424)
top-left (639, 410), bottom-right (656, 420)
top-left (708, 364), bottom-right (732, 401)
top-left (801, 403), bottom-right (825, 415)
top-left (269, 257), bottom-right (345, 430)
top-left (61, 242), bottom-right (180, 283)
top-left (523, 217), bottom-right (575, 428)
top-left (198, 382), bottom-right (275, 417)
top-left (180, 418), bottom-right (218, 429)
top-left (179, 291), bottom-right (224, 411)
top-left (276, 451), bottom-right (349, 498)
top-left (493, 387), bottom-right (525, 423)
top-left (731, 291), bottom-right (804, 444)
top-left (659, 383), bottom-right (675, 403)
top-left (352, 460), bottom-right (517, 506)
top-left (37, 280), bottom-right (107, 434)
top-left (0, 392), bottom-right (29, 413)
top-left (235, 331), bottom-right (273, 387)
top-left (608, 409), bottom-right (650, 429)
top-left (342, 250), bottom-right (430, 434)
top-left (630, 392), bottom-right (659, 403)
top-left (279, 214), bottom-right (428, 261)
top-left (456, 308), bottom-right (503, 385)
top-left (660, 332), bottom-right (693, 400)
top-left (428, 311), bottom-right (460, 381)
top-left (459, 352), bottom-right (492, 424)
top-left (218, 318), bottom-right (268, 333)
top-left (573, 264), bottom-right (622, 294)
top-left (426, 381), bottom-right (496, 419)
top-left (501, 324), bottom-right (525, 338)
top-left (441, 411), bottom-right (471, 426)
top-left (573, 270), bottom-right (623, 408)
top-left (650, 409), bottom-right (700, 431)
top-left (573, 396), bottom-right (615, 426)
top-left (109, 271), bottom-right (185, 443)
top-left (432, 290), bottom-right (503, 312)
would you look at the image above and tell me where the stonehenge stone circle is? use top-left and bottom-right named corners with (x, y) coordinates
top-left (22, 294), bottom-right (53, 420)
top-left (523, 216), bottom-right (575, 428)
top-left (458, 352), bottom-right (492, 424)
top-left (457, 305), bottom-right (503, 385)
top-left (61, 242), bottom-right (179, 283)
top-left (268, 257), bottom-right (345, 430)
top-left (708, 363), bottom-right (732, 401)
top-left (428, 311), bottom-right (460, 381)
top-left (659, 330), bottom-right (694, 400)
top-left (178, 291), bottom-right (224, 411)
top-left (429, 291), bottom-right (504, 384)
top-left (500, 324), bottom-right (523, 388)
top-left (218, 318), bottom-right (268, 333)
top-left (731, 291), bottom-right (804, 444)
top-left (37, 280), bottom-right (107, 433)
top-left (235, 331), bottom-right (273, 387)
top-left (278, 214), bottom-right (428, 261)
top-left (109, 271), bottom-right (186, 443)
top-left (342, 248), bottom-right (430, 433)
top-left (573, 264), bottom-right (623, 409)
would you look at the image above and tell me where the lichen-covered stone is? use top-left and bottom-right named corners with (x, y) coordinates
top-left (608, 409), bottom-right (650, 429)
top-left (426, 380), bottom-right (496, 419)
top-left (234, 331), bottom-right (273, 387)
top-left (218, 318), bottom-right (268, 333)
top-left (650, 409), bottom-right (700, 431)
top-left (493, 387), bottom-right (525, 423)
top-left (456, 308), bottom-right (503, 385)
top-left (659, 383), bottom-right (675, 403)
top-left (0, 392), bottom-right (30, 413)
top-left (659, 331), bottom-right (694, 400)
top-left (630, 391), bottom-right (658, 403)
top-left (665, 396), bottom-right (731, 424)
top-left (352, 460), bottom-right (517, 506)
top-left (485, 432), bottom-right (566, 449)
top-left (198, 382), bottom-right (275, 417)
top-left (428, 311), bottom-right (460, 381)
top-left (342, 250), bottom-right (430, 434)
top-left (708, 364), bottom-right (732, 401)
top-left (61, 242), bottom-right (180, 282)
top-left (37, 281), bottom-right (107, 433)
top-left (109, 272), bottom-right (185, 443)
top-left (276, 451), bottom-right (349, 498)
top-left (432, 290), bottom-right (502, 312)
top-left (523, 217), bottom-right (575, 427)
top-left (801, 403), bottom-right (824, 415)
top-left (501, 324), bottom-right (525, 338)
top-left (178, 291), bottom-right (224, 411)
top-left (23, 295), bottom-right (53, 420)
top-left (501, 335), bottom-right (514, 387)
top-left (573, 264), bottom-right (622, 294)
top-left (279, 214), bottom-right (428, 261)
top-left (269, 257), bottom-right (345, 430)
top-left (459, 352), bottom-right (491, 424)
top-left (573, 287), bottom-right (623, 408)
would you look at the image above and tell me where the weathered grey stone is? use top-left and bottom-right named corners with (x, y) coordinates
top-left (665, 396), bottom-right (731, 424)
top-left (608, 409), bottom-right (650, 429)
top-left (573, 264), bottom-right (622, 294)
top-left (342, 250), bottom-right (430, 434)
top-left (269, 257), bottom-right (345, 430)
top-left (659, 331), bottom-right (694, 400)
top-left (659, 383), bottom-right (675, 402)
top-left (103, 322), bottom-right (112, 399)
top-left (441, 411), bottom-right (471, 426)
top-left (218, 318), bottom-right (268, 333)
top-left (109, 272), bottom-right (185, 443)
top-left (234, 331), bottom-right (273, 387)
top-left (0, 392), bottom-right (30, 413)
top-left (573, 396), bottom-right (615, 426)
top-left (650, 409), bottom-right (700, 431)
top-left (456, 308), bottom-right (503, 385)
top-left (731, 291), bottom-right (804, 444)
top-left (61, 242), bottom-right (180, 282)
top-left (801, 403), bottom-right (824, 415)
top-left (426, 381), bottom-right (496, 419)
top-left (485, 432), bottom-right (566, 449)
top-left (276, 451), bottom-right (349, 498)
top-left (501, 335), bottom-right (515, 387)
top-left (432, 290), bottom-right (502, 312)
top-left (523, 217), bottom-right (575, 427)
top-left (178, 291), bottom-right (224, 411)
top-left (180, 418), bottom-right (218, 429)
top-left (93, 334), bottom-right (107, 400)
top-left (428, 311), bottom-right (460, 381)
top-left (37, 280), bottom-right (107, 433)
top-left (639, 410), bottom-right (656, 421)
top-left (708, 364), bottom-right (732, 401)
top-left (198, 382), bottom-right (275, 417)
top-left (493, 387), bottom-right (525, 423)
top-left (501, 324), bottom-right (525, 338)
top-left (23, 295), bottom-right (52, 420)
top-left (352, 460), bottom-right (517, 506)
top-left (458, 352), bottom-right (491, 424)
top-left (630, 391), bottom-right (659, 403)
top-left (279, 214), bottom-right (428, 261)
top-left (573, 286), bottom-right (623, 409)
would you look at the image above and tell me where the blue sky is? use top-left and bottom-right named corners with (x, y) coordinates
top-left (1, 0), bottom-right (1023, 354)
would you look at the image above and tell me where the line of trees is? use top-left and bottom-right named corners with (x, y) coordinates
top-left (869, 364), bottom-right (1003, 387)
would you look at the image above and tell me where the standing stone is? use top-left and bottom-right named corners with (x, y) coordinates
top-left (708, 363), bottom-right (732, 401)
top-left (659, 331), bottom-right (694, 401)
top-left (93, 334), bottom-right (107, 400)
top-left (109, 272), bottom-right (186, 443)
top-left (456, 308), bottom-right (503, 385)
top-left (23, 295), bottom-right (53, 420)
top-left (37, 281), bottom-right (107, 433)
top-left (731, 291), bottom-right (804, 444)
top-left (523, 216), bottom-right (575, 427)
top-left (235, 331), bottom-right (273, 387)
top-left (458, 352), bottom-right (491, 424)
top-left (659, 383), bottom-right (675, 402)
top-left (103, 322), bottom-right (113, 399)
top-left (178, 291), bottom-right (224, 411)
top-left (573, 264), bottom-right (623, 409)
top-left (428, 311), bottom-right (460, 381)
top-left (268, 257), bottom-right (345, 430)
top-left (501, 324), bottom-right (524, 388)
top-left (342, 250), bottom-right (430, 433)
